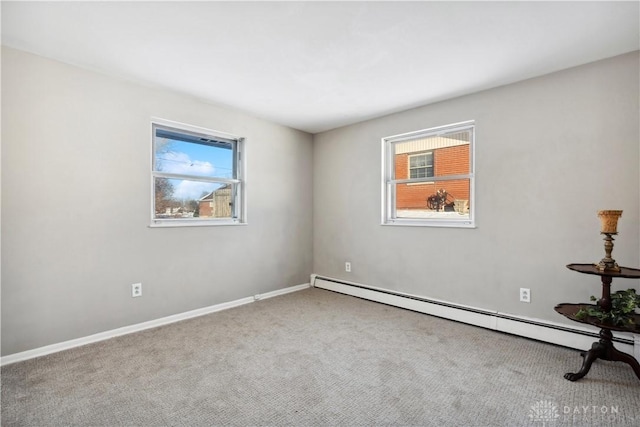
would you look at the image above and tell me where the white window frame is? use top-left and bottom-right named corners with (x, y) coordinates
top-left (381, 121), bottom-right (475, 228)
top-left (150, 118), bottom-right (246, 227)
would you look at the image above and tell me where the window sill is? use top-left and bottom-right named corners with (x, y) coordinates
top-left (382, 219), bottom-right (475, 228)
top-left (149, 219), bottom-right (247, 228)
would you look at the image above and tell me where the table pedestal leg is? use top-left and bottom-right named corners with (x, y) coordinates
top-left (565, 329), bottom-right (640, 381)
top-left (565, 340), bottom-right (604, 381)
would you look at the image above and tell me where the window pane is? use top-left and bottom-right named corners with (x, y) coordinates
top-left (410, 155), bottom-right (428, 168)
top-left (394, 132), bottom-right (469, 179)
top-left (410, 168), bottom-right (432, 179)
top-left (154, 134), bottom-right (234, 179)
top-left (393, 179), bottom-right (470, 219)
top-left (154, 178), bottom-right (233, 219)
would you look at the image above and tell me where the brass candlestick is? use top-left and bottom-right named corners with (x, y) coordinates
top-left (596, 210), bottom-right (622, 272)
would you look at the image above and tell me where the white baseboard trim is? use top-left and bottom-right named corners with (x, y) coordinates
top-left (253, 283), bottom-right (310, 301)
top-left (1, 283), bottom-right (310, 366)
top-left (312, 275), bottom-right (637, 356)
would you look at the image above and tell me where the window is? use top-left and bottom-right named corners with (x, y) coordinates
top-left (382, 121), bottom-right (474, 227)
top-left (409, 152), bottom-right (434, 179)
top-left (151, 119), bottom-right (245, 227)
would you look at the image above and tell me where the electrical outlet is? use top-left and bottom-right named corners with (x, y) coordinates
top-left (132, 283), bottom-right (142, 298)
top-left (520, 288), bottom-right (530, 303)
top-left (345, 262), bottom-right (351, 272)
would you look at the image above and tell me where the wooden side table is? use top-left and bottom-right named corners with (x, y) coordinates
top-left (555, 263), bottom-right (640, 381)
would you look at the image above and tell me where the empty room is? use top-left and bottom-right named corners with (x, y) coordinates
top-left (2, 1), bottom-right (639, 426)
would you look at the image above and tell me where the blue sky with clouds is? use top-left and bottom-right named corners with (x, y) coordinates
top-left (155, 139), bottom-right (233, 201)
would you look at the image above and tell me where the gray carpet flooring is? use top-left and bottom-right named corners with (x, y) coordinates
top-left (2, 287), bottom-right (639, 426)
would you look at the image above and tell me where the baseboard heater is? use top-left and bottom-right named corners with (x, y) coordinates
top-left (312, 275), bottom-right (637, 357)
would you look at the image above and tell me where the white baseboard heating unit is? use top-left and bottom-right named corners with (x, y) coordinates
top-left (311, 275), bottom-right (637, 359)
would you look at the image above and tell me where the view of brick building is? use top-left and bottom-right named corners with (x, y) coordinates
top-left (394, 135), bottom-right (470, 212)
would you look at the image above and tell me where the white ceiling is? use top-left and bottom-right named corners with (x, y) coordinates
top-left (2, 1), bottom-right (639, 134)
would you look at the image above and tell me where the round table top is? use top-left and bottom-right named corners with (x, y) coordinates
top-left (566, 263), bottom-right (640, 279)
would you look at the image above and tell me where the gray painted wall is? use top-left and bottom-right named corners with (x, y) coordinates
top-left (1, 47), bottom-right (314, 356)
top-left (313, 52), bottom-right (640, 325)
top-left (2, 47), bottom-right (639, 357)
